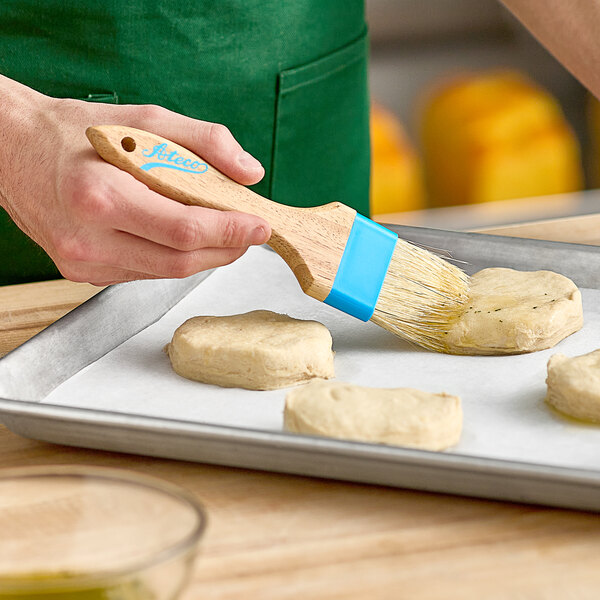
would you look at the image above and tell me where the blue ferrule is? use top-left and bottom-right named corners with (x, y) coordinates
top-left (324, 214), bottom-right (398, 321)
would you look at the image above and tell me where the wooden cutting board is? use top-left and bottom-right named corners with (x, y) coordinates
top-left (0, 280), bottom-right (103, 357)
top-left (471, 213), bottom-right (600, 245)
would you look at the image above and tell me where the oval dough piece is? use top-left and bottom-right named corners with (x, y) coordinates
top-left (546, 350), bottom-right (600, 423)
top-left (166, 310), bottom-right (334, 390)
top-left (445, 268), bottom-right (583, 355)
top-left (284, 380), bottom-right (462, 451)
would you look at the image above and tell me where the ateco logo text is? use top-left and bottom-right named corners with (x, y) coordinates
top-left (141, 143), bottom-right (209, 174)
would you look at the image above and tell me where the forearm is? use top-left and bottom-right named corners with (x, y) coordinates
top-left (501, 0), bottom-right (600, 99)
top-left (0, 75), bottom-right (53, 215)
top-left (0, 74), bottom-right (50, 142)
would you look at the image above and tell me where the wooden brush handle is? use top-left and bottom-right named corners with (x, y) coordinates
top-left (86, 125), bottom-right (355, 301)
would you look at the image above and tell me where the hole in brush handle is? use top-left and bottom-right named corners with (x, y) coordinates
top-left (121, 137), bottom-right (136, 152)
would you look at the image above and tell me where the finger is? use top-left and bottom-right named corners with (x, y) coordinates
top-left (98, 169), bottom-right (270, 250)
top-left (58, 228), bottom-right (250, 279)
top-left (136, 107), bottom-right (265, 186)
top-left (56, 261), bottom-right (163, 286)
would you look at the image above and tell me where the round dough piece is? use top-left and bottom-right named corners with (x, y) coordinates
top-left (546, 350), bottom-right (600, 423)
top-left (284, 380), bottom-right (462, 451)
top-left (166, 310), bottom-right (334, 390)
top-left (445, 268), bottom-right (583, 355)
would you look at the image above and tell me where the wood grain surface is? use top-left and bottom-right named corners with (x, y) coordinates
top-left (372, 191), bottom-right (598, 237)
top-left (1, 215), bottom-right (600, 599)
top-left (471, 213), bottom-right (600, 245)
top-left (0, 279), bottom-right (103, 357)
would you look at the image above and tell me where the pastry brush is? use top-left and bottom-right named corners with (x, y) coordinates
top-left (86, 126), bottom-right (469, 352)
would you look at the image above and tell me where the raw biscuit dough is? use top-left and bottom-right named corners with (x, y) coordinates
top-left (445, 268), bottom-right (583, 355)
top-left (546, 350), bottom-right (600, 423)
top-left (284, 380), bottom-right (462, 451)
top-left (166, 310), bottom-right (335, 390)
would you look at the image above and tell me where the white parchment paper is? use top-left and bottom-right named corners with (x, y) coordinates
top-left (43, 246), bottom-right (600, 470)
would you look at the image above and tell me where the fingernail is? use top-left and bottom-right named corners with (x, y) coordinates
top-left (248, 225), bottom-right (269, 245)
top-left (238, 151), bottom-right (263, 171)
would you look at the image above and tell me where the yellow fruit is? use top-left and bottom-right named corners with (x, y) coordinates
top-left (370, 104), bottom-right (425, 215)
top-left (421, 71), bottom-right (583, 206)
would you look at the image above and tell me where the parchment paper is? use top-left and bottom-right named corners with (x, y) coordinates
top-left (43, 246), bottom-right (600, 470)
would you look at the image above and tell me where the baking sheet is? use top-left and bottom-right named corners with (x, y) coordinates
top-left (40, 245), bottom-right (600, 471)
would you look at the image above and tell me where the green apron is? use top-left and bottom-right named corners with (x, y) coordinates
top-left (0, 0), bottom-right (370, 285)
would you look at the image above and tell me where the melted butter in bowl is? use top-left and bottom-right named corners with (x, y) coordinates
top-left (0, 466), bottom-right (206, 600)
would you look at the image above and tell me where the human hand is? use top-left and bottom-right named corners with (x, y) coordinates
top-left (0, 77), bottom-right (271, 285)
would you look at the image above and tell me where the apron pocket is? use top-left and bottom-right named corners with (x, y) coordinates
top-left (271, 29), bottom-right (370, 215)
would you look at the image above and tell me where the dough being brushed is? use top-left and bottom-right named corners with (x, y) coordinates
top-left (166, 310), bottom-right (335, 390)
top-left (445, 268), bottom-right (582, 355)
top-left (284, 380), bottom-right (462, 451)
top-left (546, 350), bottom-right (600, 423)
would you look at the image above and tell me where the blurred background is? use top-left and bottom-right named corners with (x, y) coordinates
top-left (366, 0), bottom-right (600, 230)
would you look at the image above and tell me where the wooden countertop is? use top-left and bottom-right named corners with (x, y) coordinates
top-left (1, 214), bottom-right (600, 599)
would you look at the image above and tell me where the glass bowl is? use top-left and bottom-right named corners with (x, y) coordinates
top-left (0, 465), bottom-right (207, 599)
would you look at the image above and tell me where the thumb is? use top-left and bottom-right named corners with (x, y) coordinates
top-left (139, 108), bottom-right (265, 186)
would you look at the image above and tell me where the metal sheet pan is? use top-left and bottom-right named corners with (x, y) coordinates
top-left (1, 227), bottom-right (600, 511)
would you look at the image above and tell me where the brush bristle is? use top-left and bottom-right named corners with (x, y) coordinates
top-left (370, 238), bottom-right (469, 352)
